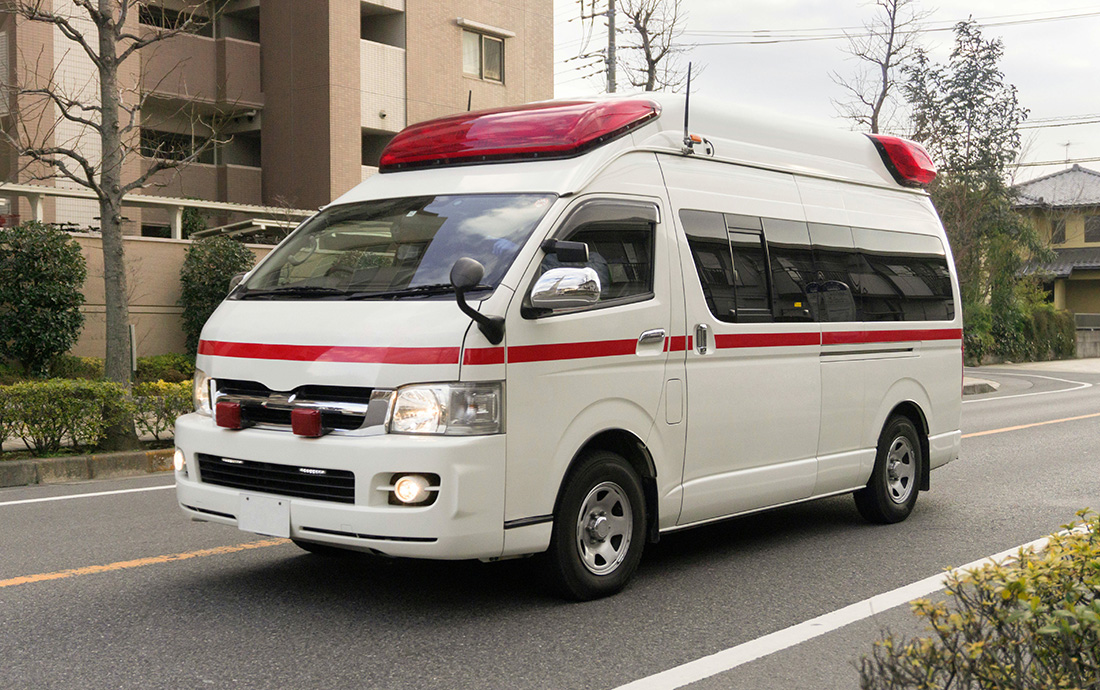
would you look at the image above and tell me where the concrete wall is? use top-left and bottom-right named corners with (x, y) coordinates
top-left (1078, 330), bottom-right (1100, 359)
top-left (70, 235), bottom-right (272, 358)
top-left (1065, 271), bottom-right (1100, 314)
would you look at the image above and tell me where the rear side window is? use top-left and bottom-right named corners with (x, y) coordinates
top-left (680, 210), bottom-right (954, 323)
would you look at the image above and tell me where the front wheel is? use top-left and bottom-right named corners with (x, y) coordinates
top-left (854, 416), bottom-right (922, 524)
top-left (544, 451), bottom-right (647, 601)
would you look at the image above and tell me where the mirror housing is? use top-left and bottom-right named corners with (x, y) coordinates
top-left (530, 267), bottom-right (602, 311)
top-left (540, 238), bottom-right (589, 263)
top-left (228, 272), bottom-right (247, 296)
top-left (449, 258), bottom-right (505, 345)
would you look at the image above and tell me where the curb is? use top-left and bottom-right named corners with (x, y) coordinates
top-left (0, 449), bottom-right (173, 489)
top-left (963, 378), bottom-right (1000, 396)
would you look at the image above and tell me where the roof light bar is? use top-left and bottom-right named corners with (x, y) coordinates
top-left (868, 134), bottom-right (937, 188)
top-left (379, 99), bottom-right (661, 173)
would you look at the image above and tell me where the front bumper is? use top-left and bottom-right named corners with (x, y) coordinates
top-left (174, 413), bottom-right (507, 559)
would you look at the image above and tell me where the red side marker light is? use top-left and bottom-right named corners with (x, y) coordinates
top-left (215, 401), bottom-right (242, 430)
top-left (379, 99), bottom-right (661, 172)
top-left (868, 134), bottom-right (937, 188)
top-left (291, 408), bottom-right (324, 438)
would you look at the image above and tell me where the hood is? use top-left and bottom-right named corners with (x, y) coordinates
top-left (196, 299), bottom-right (478, 391)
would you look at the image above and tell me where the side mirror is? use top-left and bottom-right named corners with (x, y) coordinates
top-left (530, 267), bottom-right (601, 310)
top-left (449, 258), bottom-right (504, 345)
top-left (540, 238), bottom-right (589, 263)
top-left (228, 272), bottom-right (247, 295)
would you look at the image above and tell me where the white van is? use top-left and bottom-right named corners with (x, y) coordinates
top-left (174, 94), bottom-right (962, 600)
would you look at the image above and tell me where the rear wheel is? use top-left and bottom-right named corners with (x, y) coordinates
top-left (854, 416), bottom-right (922, 524)
top-left (544, 450), bottom-right (647, 601)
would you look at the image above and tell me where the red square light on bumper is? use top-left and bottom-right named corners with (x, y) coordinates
top-left (215, 401), bottom-right (242, 429)
top-left (291, 408), bottom-right (324, 437)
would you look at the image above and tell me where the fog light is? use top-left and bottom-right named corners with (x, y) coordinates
top-left (393, 474), bottom-right (431, 504)
top-left (173, 448), bottom-right (186, 474)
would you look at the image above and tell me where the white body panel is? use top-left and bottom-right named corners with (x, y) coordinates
top-left (176, 94), bottom-right (962, 561)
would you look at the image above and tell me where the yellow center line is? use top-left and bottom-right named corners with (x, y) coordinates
top-left (963, 411), bottom-right (1100, 439)
top-left (0, 538), bottom-right (290, 589)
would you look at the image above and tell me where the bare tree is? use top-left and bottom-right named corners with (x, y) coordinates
top-left (831, 0), bottom-right (931, 133)
top-left (616, 0), bottom-right (694, 92)
top-left (0, 0), bottom-right (225, 399)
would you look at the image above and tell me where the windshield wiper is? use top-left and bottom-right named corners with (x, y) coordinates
top-left (237, 285), bottom-right (349, 300)
top-left (343, 284), bottom-right (491, 300)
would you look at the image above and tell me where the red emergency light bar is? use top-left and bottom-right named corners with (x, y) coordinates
top-left (868, 134), bottom-right (937, 188)
top-left (379, 99), bottom-right (661, 172)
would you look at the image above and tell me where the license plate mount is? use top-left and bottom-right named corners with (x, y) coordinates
top-left (237, 493), bottom-right (290, 538)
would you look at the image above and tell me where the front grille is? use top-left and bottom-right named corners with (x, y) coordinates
top-left (197, 454), bottom-right (355, 504)
top-left (216, 380), bottom-right (374, 432)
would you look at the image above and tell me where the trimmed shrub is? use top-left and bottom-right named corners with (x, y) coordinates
top-left (179, 237), bottom-right (255, 355)
top-left (133, 380), bottom-right (192, 440)
top-left (2, 379), bottom-right (132, 454)
top-left (859, 510), bottom-right (1100, 689)
top-left (0, 385), bottom-right (10, 448)
top-left (49, 354), bottom-right (105, 380)
top-left (136, 353), bottom-right (195, 384)
top-left (0, 222), bottom-right (87, 376)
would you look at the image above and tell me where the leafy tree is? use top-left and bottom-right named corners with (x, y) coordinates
top-left (0, 222), bottom-right (87, 377)
top-left (179, 237), bottom-right (255, 355)
top-left (903, 21), bottom-right (1047, 359)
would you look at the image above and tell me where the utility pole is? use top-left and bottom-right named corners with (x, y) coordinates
top-left (607, 0), bottom-right (617, 93)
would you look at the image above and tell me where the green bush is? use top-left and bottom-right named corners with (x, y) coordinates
top-left (2, 379), bottom-right (132, 454)
top-left (135, 353), bottom-right (195, 384)
top-left (133, 380), bottom-right (192, 440)
top-left (0, 222), bottom-right (87, 376)
top-left (49, 354), bottom-right (105, 380)
top-left (0, 385), bottom-right (10, 447)
top-left (860, 510), bottom-right (1100, 689)
top-left (179, 237), bottom-right (254, 355)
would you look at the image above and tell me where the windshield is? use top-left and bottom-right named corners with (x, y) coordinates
top-left (239, 194), bottom-right (556, 299)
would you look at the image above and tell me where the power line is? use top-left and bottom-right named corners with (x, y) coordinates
top-left (1012, 156), bottom-right (1100, 167)
top-left (1020, 119), bottom-right (1100, 130)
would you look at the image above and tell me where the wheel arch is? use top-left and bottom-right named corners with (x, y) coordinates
top-left (554, 428), bottom-right (661, 543)
top-left (886, 400), bottom-right (931, 491)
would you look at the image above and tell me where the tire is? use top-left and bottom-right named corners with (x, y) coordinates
top-left (854, 416), bottom-right (922, 524)
top-left (291, 538), bottom-right (355, 558)
top-left (544, 450), bottom-right (647, 601)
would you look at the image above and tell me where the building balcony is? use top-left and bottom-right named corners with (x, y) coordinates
top-left (360, 39), bottom-right (405, 133)
top-left (138, 160), bottom-right (262, 206)
top-left (141, 32), bottom-right (263, 110)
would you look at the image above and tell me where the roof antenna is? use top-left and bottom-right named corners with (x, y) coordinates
top-left (681, 62), bottom-right (695, 155)
top-left (467, 90), bottom-right (473, 112)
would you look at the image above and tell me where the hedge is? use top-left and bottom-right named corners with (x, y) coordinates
top-left (0, 379), bottom-right (193, 454)
top-left (860, 510), bottom-right (1100, 689)
top-left (133, 380), bottom-right (192, 441)
top-left (1, 379), bottom-right (133, 454)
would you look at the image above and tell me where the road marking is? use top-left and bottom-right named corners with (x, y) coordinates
top-left (614, 529), bottom-right (1081, 690)
top-left (962, 411), bottom-right (1100, 439)
top-left (0, 484), bottom-right (175, 507)
top-left (963, 371), bottom-right (1092, 404)
top-left (0, 538), bottom-right (290, 589)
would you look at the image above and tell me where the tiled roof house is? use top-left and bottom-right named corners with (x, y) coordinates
top-left (1015, 165), bottom-right (1100, 315)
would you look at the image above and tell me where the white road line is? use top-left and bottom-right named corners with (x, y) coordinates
top-left (963, 371), bottom-right (1092, 404)
top-left (0, 484), bottom-right (175, 507)
top-left (613, 531), bottom-right (1071, 690)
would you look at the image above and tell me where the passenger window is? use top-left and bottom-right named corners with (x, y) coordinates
top-left (850, 228), bottom-right (954, 322)
top-left (763, 219), bottom-right (813, 322)
top-left (527, 201), bottom-right (657, 317)
top-left (808, 224), bottom-right (859, 322)
top-left (681, 210), bottom-right (773, 323)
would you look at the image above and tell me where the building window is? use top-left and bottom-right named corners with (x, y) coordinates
top-left (1085, 215), bottom-right (1100, 243)
top-left (1051, 218), bottom-right (1066, 244)
top-left (140, 129), bottom-right (214, 164)
top-left (462, 30), bottom-right (503, 82)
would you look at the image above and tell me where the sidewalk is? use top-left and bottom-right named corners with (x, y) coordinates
top-left (963, 356), bottom-right (1100, 396)
top-left (0, 448), bottom-right (173, 488)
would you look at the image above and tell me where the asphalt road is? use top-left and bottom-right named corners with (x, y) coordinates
top-left (1, 361), bottom-right (1098, 690)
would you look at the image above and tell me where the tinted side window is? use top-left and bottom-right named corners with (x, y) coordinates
top-left (728, 231), bottom-right (772, 322)
top-left (682, 210), bottom-right (738, 322)
top-left (808, 224), bottom-right (859, 322)
top-left (763, 219), bottom-right (814, 322)
top-left (851, 227), bottom-right (954, 322)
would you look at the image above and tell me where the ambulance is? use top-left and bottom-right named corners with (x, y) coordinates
top-left (174, 94), bottom-right (962, 600)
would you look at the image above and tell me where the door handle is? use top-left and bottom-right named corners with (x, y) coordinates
top-left (695, 323), bottom-right (710, 355)
top-left (638, 328), bottom-right (667, 346)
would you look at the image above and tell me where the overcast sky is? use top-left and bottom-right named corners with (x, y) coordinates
top-left (553, 0), bottom-right (1100, 182)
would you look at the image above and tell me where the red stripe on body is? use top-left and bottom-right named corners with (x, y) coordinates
top-left (822, 328), bottom-right (962, 345)
top-left (507, 339), bottom-right (638, 364)
top-left (463, 347), bottom-right (506, 365)
top-left (714, 332), bottom-right (821, 349)
top-left (198, 340), bottom-right (461, 365)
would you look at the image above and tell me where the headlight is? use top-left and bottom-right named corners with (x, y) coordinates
top-left (193, 369), bottom-right (214, 416)
top-left (389, 382), bottom-right (503, 435)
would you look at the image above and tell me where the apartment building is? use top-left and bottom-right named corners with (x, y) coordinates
top-left (0, 0), bottom-right (554, 233)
